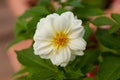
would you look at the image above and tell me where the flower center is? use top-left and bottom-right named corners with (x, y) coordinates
top-left (53, 32), bottom-right (69, 49)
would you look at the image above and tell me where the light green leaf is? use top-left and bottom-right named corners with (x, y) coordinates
top-left (96, 56), bottom-right (120, 80)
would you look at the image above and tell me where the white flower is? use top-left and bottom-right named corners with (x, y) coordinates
top-left (33, 12), bottom-right (86, 67)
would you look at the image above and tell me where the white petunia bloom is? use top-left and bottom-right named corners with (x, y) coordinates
top-left (33, 12), bottom-right (86, 67)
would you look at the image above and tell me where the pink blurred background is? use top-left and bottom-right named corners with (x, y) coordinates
top-left (0, 0), bottom-right (15, 80)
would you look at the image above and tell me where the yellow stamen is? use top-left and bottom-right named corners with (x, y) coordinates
top-left (52, 32), bottom-right (69, 49)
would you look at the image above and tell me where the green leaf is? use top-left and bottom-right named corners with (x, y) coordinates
top-left (65, 69), bottom-right (84, 80)
top-left (16, 48), bottom-right (58, 72)
top-left (68, 0), bottom-right (82, 7)
top-left (81, 0), bottom-right (104, 8)
top-left (19, 6), bottom-right (49, 19)
top-left (55, 8), bottom-right (68, 14)
top-left (15, 19), bottom-right (28, 37)
top-left (74, 8), bottom-right (103, 18)
top-left (30, 69), bottom-right (56, 80)
top-left (82, 65), bottom-right (96, 74)
top-left (16, 48), bottom-right (64, 80)
top-left (37, 0), bottom-right (51, 6)
top-left (73, 49), bottom-right (100, 69)
top-left (83, 77), bottom-right (93, 80)
top-left (26, 16), bottom-right (41, 38)
top-left (16, 76), bottom-right (28, 80)
top-left (13, 68), bottom-right (27, 77)
top-left (96, 56), bottom-right (120, 80)
top-left (84, 24), bottom-right (92, 40)
top-left (111, 14), bottom-right (120, 24)
top-left (109, 24), bottom-right (120, 34)
top-left (96, 29), bottom-right (120, 50)
top-left (30, 70), bottom-right (64, 80)
top-left (91, 16), bottom-right (115, 26)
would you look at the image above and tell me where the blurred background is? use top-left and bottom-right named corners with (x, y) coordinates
top-left (0, 0), bottom-right (15, 80)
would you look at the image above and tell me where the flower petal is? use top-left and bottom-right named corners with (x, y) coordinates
top-left (73, 50), bottom-right (84, 56)
top-left (68, 20), bottom-right (85, 39)
top-left (68, 38), bottom-right (86, 50)
top-left (61, 11), bottom-right (74, 23)
top-left (34, 20), bottom-right (55, 41)
top-left (50, 47), bottom-right (71, 66)
top-left (33, 41), bottom-right (53, 55)
top-left (53, 16), bottom-right (69, 33)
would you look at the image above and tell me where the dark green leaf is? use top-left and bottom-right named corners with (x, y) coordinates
top-left (16, 48), bottom-right (64, 80)
top-left (83, 77), bottom-right (93, 80)
top-left (65, 69), bottom-right (84, 79)
top-left (91, 16), bottom-right (115, 26)
top-left (30, 69), bottom-right (56, 80)
top-left (84, 24), bottom-right (92, 40)
top-left (96, 29), bottom-right (120, 50)
top-left (74, 8), bottom-right (103, 18)
top-left (96, 56), bottom-right (120, 80)
top-left (68, 0), bottom-right (82, 7)
top-left (111, 14), bottom-right (120, 24)
top-left (73, 49), bottom-right (100, 69)
top-left (109, 24), bottom-right (120, 34)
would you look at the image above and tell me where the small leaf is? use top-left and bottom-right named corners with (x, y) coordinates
top-left (84, 24), bottom-right (92, 40)
top-left (91, 16), bottom-right (115, 26)
top-left (111, 14), bottom-right (120, 24)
